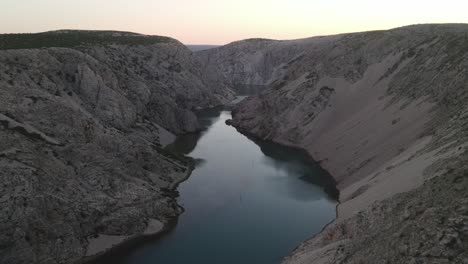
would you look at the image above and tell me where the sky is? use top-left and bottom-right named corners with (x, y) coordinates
top-left (1, 0), bottom-right (468, 45)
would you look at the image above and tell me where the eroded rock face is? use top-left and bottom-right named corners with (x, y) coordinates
top-left (205, 24), bottom-right (468, 263)
top-left (0, 33), bottom-right (234, 264)
top-left (283, 159), bottom-right (468, 264)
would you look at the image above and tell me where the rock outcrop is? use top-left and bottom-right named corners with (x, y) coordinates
top-left (0, 30), bottom-right (234, 264)
top-left (200, 24), bottom-right (468, 263)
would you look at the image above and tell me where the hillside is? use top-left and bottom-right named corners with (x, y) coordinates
top-left (0, 30), bottom-right (233, 264)
top-left (198, 24), bottom-right (468, 263)
top-left (0, 30), bottom-right (174, 50)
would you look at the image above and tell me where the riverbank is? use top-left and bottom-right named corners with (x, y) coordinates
top-left (230, 123), bottom-right (339, 200)
top-left (223, 24), bottom-right (468, 263)
top-left (90, 106), bottom-right (338, 264)
top-left (82, 98), bottom-right (248, 262)
top-left (82, 100), bottom-right (242, 263)
top-left (232, 90), bottom-right (468, 264)
top-left (80, 162), bottom-right (194, 264)
top-left (0, 30), bottom-right (237, 264)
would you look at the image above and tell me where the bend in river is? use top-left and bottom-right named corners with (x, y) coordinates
top-left (96, 101), bottom-right (338, 264)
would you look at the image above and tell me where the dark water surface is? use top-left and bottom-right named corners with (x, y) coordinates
top-left (99, 105), bottom-right (337, 264)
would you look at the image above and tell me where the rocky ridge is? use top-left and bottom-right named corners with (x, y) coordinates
top-left (198, 24), bottom-right (468, 263)
top-left (0, 30), bottom-right (234, 264)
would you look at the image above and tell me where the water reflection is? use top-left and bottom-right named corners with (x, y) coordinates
top-left (251, 138), bottom-right (339, 200)
top-left (166, 106), bottom-right (224, 155)
top-left (95, 102), bottom-right (338, 264)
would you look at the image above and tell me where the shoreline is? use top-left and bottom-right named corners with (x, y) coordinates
top-left (230, 119), bottom-right (343, 260)
top-left (230, 120), bottom-right (342, 261)
top-left (231, 121), bottom-right (340, 197)
top-left (79, 101), bottom-right (233, 263)
top-left (83, 101), bottom-right (340, 264)
top-left (80, 162), bottom-right (194, 264)
top-left (79, 101), bottom-right (236, 263)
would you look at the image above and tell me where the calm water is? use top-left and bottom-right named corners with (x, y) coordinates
top-left (99, 105), bottom-right (337, 264)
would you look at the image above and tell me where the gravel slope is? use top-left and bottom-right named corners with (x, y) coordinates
top-left (198, 24), bottom-right (468, 263)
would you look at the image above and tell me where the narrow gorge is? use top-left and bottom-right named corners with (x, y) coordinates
top-left (198, 24), bottom-right (468, 263)
top-left (0, 30), bottom-right (235, 264)
top-left (1, 24), bottom-right (467, 264)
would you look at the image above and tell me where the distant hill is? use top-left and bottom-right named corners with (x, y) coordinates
top-left (186, 45), bottom-right (219, 52)
top-left (0, 30), bottom-right (174, 50)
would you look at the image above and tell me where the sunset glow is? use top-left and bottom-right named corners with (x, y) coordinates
top-left (1, 0), bottom-right (468, 44)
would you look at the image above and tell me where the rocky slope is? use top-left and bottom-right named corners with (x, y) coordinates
top-left (0, 30), bottom-right (233, 264)
top-left (199, 24), bottom-right (468, 263)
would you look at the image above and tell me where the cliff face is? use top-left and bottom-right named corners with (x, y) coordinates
top-left (195, 39), bottom-right (277, 93)
top-left (210, 24), bottom-right (468, 263)
top-left (0, 31), bottom-right (234, 264)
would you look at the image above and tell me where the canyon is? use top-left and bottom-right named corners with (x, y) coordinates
top-left (1, 24), bottom-right (467, 263)
top-left (0, 30), bottom-right (234, 264)
top-left (199, 24), bottom-right (468, 263)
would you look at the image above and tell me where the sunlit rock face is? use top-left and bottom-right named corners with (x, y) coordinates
top-left (0, 30), bottom-right (234, 264)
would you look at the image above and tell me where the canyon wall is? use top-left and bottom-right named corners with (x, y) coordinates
top-left (2, 25), bottom-right (467, 264)
top-left (0, 31), bottom-right (234, 264)
top-left (199, 24), bottom-right (468, 263)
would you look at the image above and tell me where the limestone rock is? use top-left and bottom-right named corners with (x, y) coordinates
top-left (0, 31), bottom-right (233, 264)
top-left (201, 24), bottom-right (468, 263)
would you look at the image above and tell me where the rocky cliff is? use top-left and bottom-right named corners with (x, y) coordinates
top-left (0, 30), bottom-right (234, 264)
top-left (201, 24), bottom-right (468, 263)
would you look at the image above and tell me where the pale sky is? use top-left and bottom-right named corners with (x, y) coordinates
top-left (1, 0), bottom-right (467, 44)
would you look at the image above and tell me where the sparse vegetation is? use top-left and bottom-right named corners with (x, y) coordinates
top-left (0, 30), bottom-right (174, 50)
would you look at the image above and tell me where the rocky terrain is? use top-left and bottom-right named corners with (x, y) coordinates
top-left (2, 24), bottom-right (468, 264)
top-left (198, 24), bottom-right (468, 263)
top-left (0, 30), bottom-right (234, 264)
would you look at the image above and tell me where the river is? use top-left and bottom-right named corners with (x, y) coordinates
top-left (96, 100), bottom-right (337, 264)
